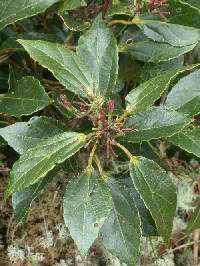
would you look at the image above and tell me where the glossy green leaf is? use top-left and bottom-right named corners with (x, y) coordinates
top-left (63, 168), bottom-right (112, 257)
top-left (77, 15), bottom-right (118, 98)
top-left (5, 132), bottom-right (86, 198)
top-left (18, 40), bottom-right (96, 97)
top-left (141, 56), bottom-right (184, 82)
top-left (187, 205), bottom-right (200, 233)
top-left (101, 177), bottom-right (141, 265)
top-left (0, 117), bottom-right (66, 154)
top-left (0, 0), bottom-right (59, 30)
top-left (119, 27), bottom-right (197, 63)
top-left (12, 167), bottom-right (57, 225)
top-left (61, 14), bottom-right (90, 31)
top-left (129, 157), bottom-right (177, 244)
top-left (167, 129), bottom-right (200, 158)
top-left (136, 19), bottom-right (200, 47)
top-left (0, 76), bottom-right (53, 117)
top-left (125, 64), bottom-right (200, 114)
top-left (165, 70), bottom-right (200, 117)
top-left (167, 0), bottom-right (200, 28)
top-left (121, 107), bottom-right (191, 143)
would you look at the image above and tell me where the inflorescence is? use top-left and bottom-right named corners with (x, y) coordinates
top-left (127, 0), bottom-right (170, 19)
top-left (57, 84), bottom-right (136, 158)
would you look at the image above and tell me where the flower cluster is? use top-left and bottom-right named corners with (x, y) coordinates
top-left (57, 85), bottom-right (136, 158)
top-left (127, 0), bottom-right (170, 19)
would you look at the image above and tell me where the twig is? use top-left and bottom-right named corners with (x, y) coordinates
top-left (107, 18), bottom-right (138, 28)
top-left (194, 229), bottom-right (200, 266)
top-left (0, 115), bottom-right (17, 124)
top-left (166, 240), bottom-right (200, 253)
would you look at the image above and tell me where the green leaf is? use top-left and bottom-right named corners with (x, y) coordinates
top-left (12, 168), bottom-right (57, 225)
top-left (187, 0), bottom-right (200, 9)
top-left (123, 178), bottom-right (158, 236)
top-left (5, 132), bottom-right (86, 198)
top-left (0, 32), bottom-right (64, 55)
top-left (9, 65), bottom-right (28, 92)
top-left (101, 177), bottom-right (141, 265)
top-left (107, 1), bottom-right (132, 16)
top-left (167, 0), bottom-right (200, 28)
top-left (187, 205), bottom-right (200, 233)
top-left (166, 128), bottom-right (200, 158)
top-left (165, 70), bottom-right (200, 117)
top-left (53, 0), bottom-right (86, 13)
top-left (0, 76), bottom-right (53, 117)
top-left (0, 116), bottom-right (66, 154)
top-left (136, 19), bottom-right (200, 47)
top-left (0, 0), bottom-right (60, 30)
top-left (141, 56), bottom-right (184, 83)
top-left (63, 168), bottom-right (112, 257)
top-left (119, 58), bottom-right (142, 83)
top-left (0, 68), bottom-right (8, 90)
top-left (119, 27), bottom-right (197, 63)
top-left (18, 40), bottom-right (96, 97)
top-left (121, 107), bottom-right (192, 143)
top-left (125, 64), bottom-right (200, 114)
top-left (77, 15), bottom-right (118, 98)
top-left (129, 157), bottom-right (177, 244)
top-left (60, 14), bottom-right (90, 31)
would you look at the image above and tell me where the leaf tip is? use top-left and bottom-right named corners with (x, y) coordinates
top-left (17, 39), bottom-right (24, 44)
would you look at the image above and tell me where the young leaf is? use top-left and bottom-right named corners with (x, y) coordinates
top-left (166, 128), bottom-right (200, 158)
top-left (136, 19), bottom-right (200, 47)
top-left (187, 205), bottom-right (200, 233)
top-left (12, 168), bottom-right (57, 225)
top-left (18, 40), bottom-right (96, 97)
top-left (0, 0), bottom-right (60, 30)
top-left (77, 15), bottom-right (118, 98)
top-left (0, 117), bottom-right (66, 154)
top-left (129, 157), bottom-right (177, 244)
top-left (0, 76), bottom-right (53, 117)
top-left (121, 107), bottom-right (192, 143)
top-left (63, 168), bottom-right (112, 257)
top-left (119, 27), bottom-right (197, 63)
top-left (125, 64), bottom-right (200, 114)
top-left (101, 177), bottom-right (141, 265)
top-left (5, 132), bottom-right (86, 198)
top-left (165, 70), bottom-right (200, 117)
